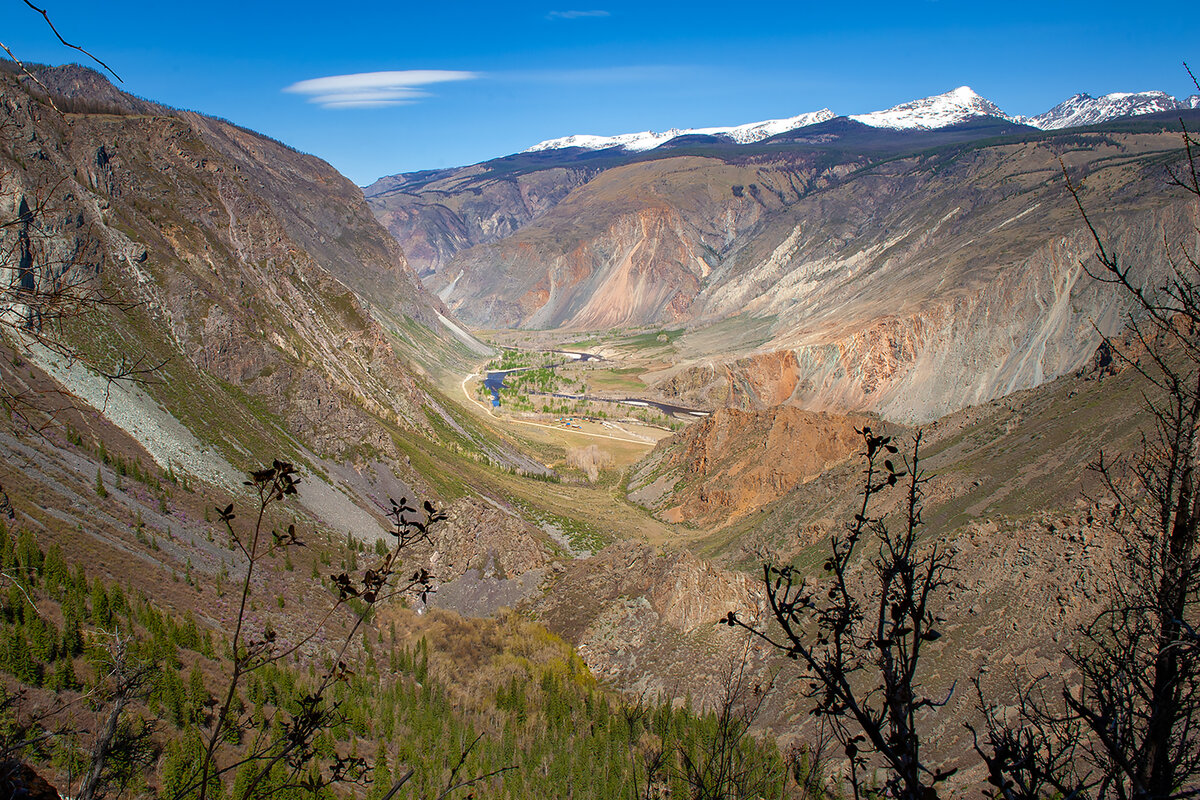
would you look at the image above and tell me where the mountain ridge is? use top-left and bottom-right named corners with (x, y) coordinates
top-left (514, 85), bottom-right (1200, 157)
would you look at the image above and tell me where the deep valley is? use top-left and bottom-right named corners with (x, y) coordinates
top-left (1, 55), bottom-right (1198, 800)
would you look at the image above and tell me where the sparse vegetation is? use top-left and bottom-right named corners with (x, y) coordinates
top-left (0, 479), bottom-right (791, 799)
top-left (971, 97), bottom-right (1200, 800)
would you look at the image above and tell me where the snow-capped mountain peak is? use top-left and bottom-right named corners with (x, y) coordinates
top-left (1026, 90), bottom-right (1188, 130)
top-left (849, 86), bottom-right (1013, 130)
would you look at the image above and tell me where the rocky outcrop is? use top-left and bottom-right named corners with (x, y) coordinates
top-left (525, 540), bottom-right (762, 699)
top-left (629, 406), bottom-right (869, 525)
top-left (530, 540), bottom-right (759, 635)
top-left (427, 496), bottom-right (552, 580)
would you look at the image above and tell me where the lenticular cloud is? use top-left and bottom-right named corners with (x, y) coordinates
top-left (284, 70), bottom-right (478, 108)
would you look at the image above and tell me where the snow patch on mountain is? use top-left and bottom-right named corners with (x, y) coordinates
top-left (523, 109), bottom-right (835, 153)
top-left (720, 109), bottom-right (838, 143)
top-left (848, 86), bottom-right (1013, 130)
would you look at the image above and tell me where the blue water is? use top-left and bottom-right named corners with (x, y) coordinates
top-left (483, 370), bottom-right (511, 406)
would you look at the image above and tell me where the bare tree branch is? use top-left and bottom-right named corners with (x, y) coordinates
top-left (19, 1), bottom-right (123, 82)
top-left (725, 429), bottom-right (956, 800)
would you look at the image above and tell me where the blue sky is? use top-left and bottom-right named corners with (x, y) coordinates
top-left (4, 0), bottom-right (1196, 184)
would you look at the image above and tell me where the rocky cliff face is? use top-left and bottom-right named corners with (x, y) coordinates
top-left (364, 161), bottom-right (599, 277)
top-left (429, 496), bottom-right (551, 579)
top-left (524, 540), bottom-right (762, 698)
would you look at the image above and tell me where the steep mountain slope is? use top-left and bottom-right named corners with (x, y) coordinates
top-left (657, 124), bottom-right (1195, 422)
top-left (32, 65), bottom-right (471, 365)
top-left (363, 156), bottom-right (604, 278)
top-left (431, 155), bottom-right (850, 329)
top-left (4, 67), bottom-right (416, 448)
top-left (0, 65), bottom-right (553, 551)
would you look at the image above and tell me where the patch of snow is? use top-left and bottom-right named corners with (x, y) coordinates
top-left (719, 109), bottom-right (838, 143)
top-left (523, 109), bottom-right (835, 153)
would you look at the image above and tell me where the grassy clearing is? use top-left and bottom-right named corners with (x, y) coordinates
top-left (512, 500), bottom-right (612, 554)
top-left (583, 366), bottom-right (646, 393)
top-left (617, 327), bottom-right (687, 351)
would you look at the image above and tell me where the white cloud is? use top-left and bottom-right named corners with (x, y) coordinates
top-left (284, 70), bottom-right (478, 109)
top-left (547, 9), bottom-right (610, 19)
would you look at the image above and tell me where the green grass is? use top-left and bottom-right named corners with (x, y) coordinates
top-left (618, 328), bottom-right (686, 350)
top-left (584, 367), bottom-right (646, 393)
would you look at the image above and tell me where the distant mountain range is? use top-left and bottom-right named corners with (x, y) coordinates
top-left (523, 86), bottom-right (1200, 154)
